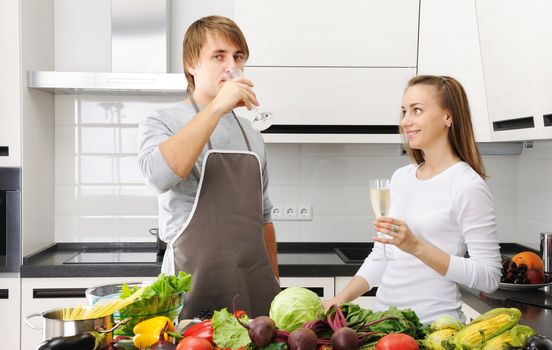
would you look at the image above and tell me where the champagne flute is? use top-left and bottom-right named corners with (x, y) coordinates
top-left (369, 179), bottom-right (393, 260)
top-left (225, 68), bottom-right (274, 131)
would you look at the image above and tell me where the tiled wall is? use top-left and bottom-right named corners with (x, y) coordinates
top-left (517, 140), bottom-right (552, 246)
top-left (54, 95), bottom-right (550, 245)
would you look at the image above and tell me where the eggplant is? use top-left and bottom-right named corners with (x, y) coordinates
top-left (37, 331), bottom-right (104, 350)
top-left (524, 335), bottom-right (552, 350)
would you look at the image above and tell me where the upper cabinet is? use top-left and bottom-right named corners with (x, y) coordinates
top-left (233, 0), bottom-right (419, 142)
top-left (531, 0), bottom-right (552, 139)
top-left (0, 0), bottom-right (21, 167)
top-left (476, 0), bottom-right (552, 141)
top-left (418, 0), bottom-right (491, 142)
top-left (234, 0), bottom-right (418, 67)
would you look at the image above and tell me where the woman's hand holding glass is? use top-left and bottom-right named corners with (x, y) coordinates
top-left (373, 217), bottom-right (420, 256)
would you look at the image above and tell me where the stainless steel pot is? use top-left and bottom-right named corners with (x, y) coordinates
top-left (24, 306), bottom-right (120, 345)
top-left (150, 227), bottom-right (167, 254)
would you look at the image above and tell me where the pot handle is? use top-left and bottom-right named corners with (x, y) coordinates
top-left (24, 313), bottom-right (43, 330)
top-left (100, 317), bottom-right (132, 334)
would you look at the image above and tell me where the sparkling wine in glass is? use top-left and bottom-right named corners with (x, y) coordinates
top-left (369, 179), bottom-right (393, 260)
top-left (225, 68), bottom-right (274, 131)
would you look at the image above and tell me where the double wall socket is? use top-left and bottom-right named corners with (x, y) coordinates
top-left (272, 204), bottom-right (313, 221)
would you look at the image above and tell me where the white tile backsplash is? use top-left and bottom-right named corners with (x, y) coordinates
top-left (53, 95), bottom-right (552, 246)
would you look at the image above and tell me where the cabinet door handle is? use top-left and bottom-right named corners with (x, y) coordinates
top-left (33, 288), bottom-right (87, 299)
top-left (0, 289), bottom-right (8, 299)
top-left (280, 287), bottom-right (324, 297)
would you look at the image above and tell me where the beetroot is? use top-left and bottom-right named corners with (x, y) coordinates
top-left (287, 328), bottom-right (318, 350)
top-left (331, 327), bottom-right (359, 350)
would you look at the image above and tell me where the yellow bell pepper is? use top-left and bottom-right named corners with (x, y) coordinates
top-left (132, 316), bottom-right (175, 349)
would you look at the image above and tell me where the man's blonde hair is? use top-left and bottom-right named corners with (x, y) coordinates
top-left (183, 16), bottom-right (249, 93)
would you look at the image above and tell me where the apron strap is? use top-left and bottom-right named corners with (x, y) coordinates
top-left (190, 95), bottom-right (213, 150)
top-left (189, 94), bottom-right (251, 151)
top-left (231, 111), bottom-right (252, 152)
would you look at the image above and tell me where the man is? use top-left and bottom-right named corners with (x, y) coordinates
top-left (138, 15), bottom-right (280, 318)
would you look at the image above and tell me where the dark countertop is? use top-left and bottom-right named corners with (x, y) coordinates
top-left (22, 242), bottom-right (552, 337)
top-left (21, 242), bottom-right (365, 278)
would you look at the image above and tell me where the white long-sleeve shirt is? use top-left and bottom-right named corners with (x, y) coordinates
top-left (356, 162), bottom-right (502, 324)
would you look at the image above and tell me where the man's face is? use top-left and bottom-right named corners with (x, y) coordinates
top-left (187, 33), bottom-right (247, 103)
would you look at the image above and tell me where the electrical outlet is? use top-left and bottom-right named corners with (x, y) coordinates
top-left (284, 205), bottom-right (297, 219)
top-left (271, 205), bottom-right (283, 220)
top-left (297, 205), bottom-right (313, 220)
top-left (273, 204), bottom-right (313, 221)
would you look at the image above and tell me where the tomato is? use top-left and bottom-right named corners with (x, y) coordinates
top-left (318, 345), bottom-right (332, 350)
top-left (375, 334), bottom-right (419, 350)
top-left (234, 310), bottom-right (247, 319)
top-left (176, 336), bottom-right (213, 350)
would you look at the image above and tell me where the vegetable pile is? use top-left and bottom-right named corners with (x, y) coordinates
top-left (209, 288), bottom-right (430, 350)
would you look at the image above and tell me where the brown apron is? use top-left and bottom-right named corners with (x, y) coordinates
top-left (161, 98), bottom-right (280, 319)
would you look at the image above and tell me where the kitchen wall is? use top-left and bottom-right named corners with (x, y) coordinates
top-left (53, 94), bottom-right (552, 245)
top-left (517, 141), bottom-right (552, 245)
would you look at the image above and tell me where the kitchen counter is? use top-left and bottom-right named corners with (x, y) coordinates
top-left (22, 242), bottom-right (552, 337)
top-left (21, 242), bottom-right (364, 278)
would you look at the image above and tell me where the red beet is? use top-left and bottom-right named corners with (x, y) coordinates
top-left (331, 327), bottom-right (359, 350)
top-left (287, 328), bottom-right (318, 350)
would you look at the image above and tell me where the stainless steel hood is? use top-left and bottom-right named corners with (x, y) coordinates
top-left (27, 0), bottom-right (179, 94)
top-left (27, 70), bottom-right (185, 94)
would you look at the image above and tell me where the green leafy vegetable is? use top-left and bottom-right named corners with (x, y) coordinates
top-left (212, 308), bottom-right (251, 350)
top-left (269, 287), bottom-right (324, 332)
top-left (116, 271), bottom-right (192, 335)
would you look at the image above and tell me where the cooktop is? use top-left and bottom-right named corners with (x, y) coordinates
top-left (62, 251), bottom-right (345, 265)
top-left (63, 251), bottom-right (160, 264)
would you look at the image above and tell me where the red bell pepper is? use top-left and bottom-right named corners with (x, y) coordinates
top-left (183, 320), bottom-right (214, 345)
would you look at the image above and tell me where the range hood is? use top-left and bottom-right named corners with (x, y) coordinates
top-left (28, 0), bottom-right (182, 94)
top-left (27, 70), bottom-right (185, 94)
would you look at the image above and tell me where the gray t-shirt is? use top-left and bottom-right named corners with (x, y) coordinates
top-left (137, 102), bottom-right (273, 243)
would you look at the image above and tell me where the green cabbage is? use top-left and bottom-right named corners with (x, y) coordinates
top-left (269, 287), bottom-right (324, 332)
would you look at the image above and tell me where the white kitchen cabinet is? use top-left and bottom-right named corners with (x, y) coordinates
top-left (530, 0), bottom-right (552, 139)
top-left (279, 277), bottom-right (335, 299)
top-left (0, 276), bottom-right (21, 350)
top-left (239, 67), bottom-right (414, 129)
top-left (335, 276), bottom-right (375, 310)
top-left (234, 0), bottom-right (418, 67)
top-left (476, 1), bottom-right (539, 142)
top-left (0, 0), bottom-right (21, 167)
top-left (418, 0), bottom-right (491, 142)
top-left (21, 276), bottom-right (154, 350)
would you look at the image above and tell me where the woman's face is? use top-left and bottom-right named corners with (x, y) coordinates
top-left (400, 84), bottom-right (451, 151)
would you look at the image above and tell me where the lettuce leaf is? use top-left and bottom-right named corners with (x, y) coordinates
top-left (212, 308), bottom-right (251, 350)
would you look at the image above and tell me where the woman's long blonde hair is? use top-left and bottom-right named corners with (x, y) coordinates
top-left (402, 75), bottom-right (487, 179)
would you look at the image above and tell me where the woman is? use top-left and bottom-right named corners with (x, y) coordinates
top-left (324, 75), bottom-right (502, 324)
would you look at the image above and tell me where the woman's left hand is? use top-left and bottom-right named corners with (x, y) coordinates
top-left (373, 217), bottom-right (420, 255)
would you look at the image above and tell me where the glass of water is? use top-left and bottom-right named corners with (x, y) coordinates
top-left (225, 68), bottom-right (274, 131)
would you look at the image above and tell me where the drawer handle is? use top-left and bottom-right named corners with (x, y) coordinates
top-left (0, 289), bottom-right (8, 299)
top-left (492, 116), bottom-right (534, 131)
top-left (280, 287), bottom-right (324, 297)
top-left (33, 288), bottom-right (87, 299)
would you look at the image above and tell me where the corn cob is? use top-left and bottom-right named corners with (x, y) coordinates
top-left (424, 328), bottom-right (457, 350)
top-left (451, 308), bottom-right (521, 349)
top-left (480, 324), bottom-right (536, 350)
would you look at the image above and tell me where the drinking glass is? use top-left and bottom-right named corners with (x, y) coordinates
top-left (369, 179), bottom-right (394, 260)
top-left (225, 68), bottom-right (274, 131)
